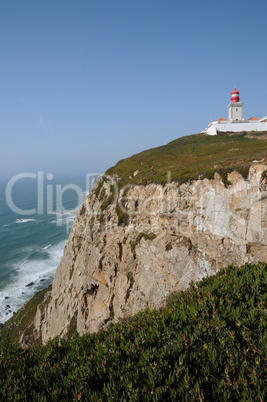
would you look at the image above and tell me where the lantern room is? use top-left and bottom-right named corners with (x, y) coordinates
top-left (231, 88), bottom-right (240, 103)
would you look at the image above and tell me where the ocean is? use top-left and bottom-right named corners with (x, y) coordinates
top-left (0, 173), bottom-right (98, 325)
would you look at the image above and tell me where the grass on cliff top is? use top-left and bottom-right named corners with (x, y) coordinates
top-left (0, 262), bottom-right (266, 401)
top-left (106, 132), bottom-right (267, 186)
top-left (0, 286), bottom-right (51, 345)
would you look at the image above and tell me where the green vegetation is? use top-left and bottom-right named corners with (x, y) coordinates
top-left (106, 132), bottom-right (267, 186)
top-left (93, 179), bottom-right (105, 199)
top-left (165, 242), bottom-right (173, 251)
top-left (115, 201), bottom-right (129, 226)
top-left (1, 262), bottom-right (266, 400)
top-left (0, 286), bottom-right (51, 345)
top-left (93, 133), bottom-right (267, 224)
top-left (118, 242), bottom-right (123, 261)
top-left (79, 204), bottom-right (86, 216)
top-left (130, 232), bottom-right (157, 254)
top-left (69, 264), bottom-right (74, 280)
top-left (100, 185), bottom-right (116, 211)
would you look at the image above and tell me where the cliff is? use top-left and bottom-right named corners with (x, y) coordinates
top-left (1, 132), bottom-right (267, 345)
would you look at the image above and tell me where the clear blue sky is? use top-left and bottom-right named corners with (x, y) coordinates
top-left (1, 0), bottom-right (267, 179)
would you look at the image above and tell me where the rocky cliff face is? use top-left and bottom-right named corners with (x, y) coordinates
top-left (31, 163), bottom-right (267, 344)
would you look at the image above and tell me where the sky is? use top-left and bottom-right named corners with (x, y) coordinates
top-left (1, 0), bottom-right (267, 180)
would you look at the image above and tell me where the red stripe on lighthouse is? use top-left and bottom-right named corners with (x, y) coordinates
top-left (231, 88), bottom-right (240, 102)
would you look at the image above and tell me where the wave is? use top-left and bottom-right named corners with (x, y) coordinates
top-left (0, 240), bottom-right (66, 324)
top-left (28, 250), bottom-right (50, 261)
top-left (50, 216), bottom-right (76, 224)
top-left (0, 175), bottom-right (85, 325)
top-left (42, 244), bottom-right (52, 250)
top-left (48, 209), bottom-right (76, 225)
top-left (16, 219), bottom-right (36, 224)
top-left (48, 209), bottom-right (76, 215)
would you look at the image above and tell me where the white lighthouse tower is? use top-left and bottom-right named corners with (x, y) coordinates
top-left (203, 88), bottom-right (267, 135)
top-left (227, 88), bottom-right (244, 121)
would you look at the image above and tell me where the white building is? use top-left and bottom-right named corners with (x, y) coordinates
top-left (204, 88), bottom-right (267, 135)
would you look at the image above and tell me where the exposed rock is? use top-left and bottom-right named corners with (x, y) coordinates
top-left (31, 164), bottom-right (267, 344)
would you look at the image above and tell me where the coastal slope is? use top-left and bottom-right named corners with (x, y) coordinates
top-left (1, 132), bottom-right (267, 345)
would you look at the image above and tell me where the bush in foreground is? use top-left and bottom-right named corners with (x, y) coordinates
top-left (0, 262), bottom-right (266, 400)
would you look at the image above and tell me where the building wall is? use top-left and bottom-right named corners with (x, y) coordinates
top-left (206, 122), bottom-right (267, 136)
top-left (228, 102), bottom-right (244, 121)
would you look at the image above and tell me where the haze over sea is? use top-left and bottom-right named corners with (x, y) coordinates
top-left (0, 174), bottom-right (99, 325)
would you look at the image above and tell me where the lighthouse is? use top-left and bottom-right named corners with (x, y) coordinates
top-left (203, 88), bottom-right (267, 135)
top-left (227, 87), bottom-right (244, 121)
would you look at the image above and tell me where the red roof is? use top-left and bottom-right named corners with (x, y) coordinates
top-left (217, 117), bottom-right (227, 122)
top-left (249, 117), bottom-right (259, 120)
top-left (231, 87), bottom-right (239, 95)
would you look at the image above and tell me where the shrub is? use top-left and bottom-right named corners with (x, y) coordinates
top-left (0, 262), bottom-right (266, 400)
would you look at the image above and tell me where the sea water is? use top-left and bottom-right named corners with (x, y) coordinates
top-left (0, 173), bottom-right (96, 325)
